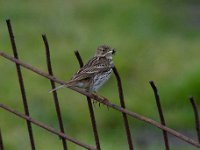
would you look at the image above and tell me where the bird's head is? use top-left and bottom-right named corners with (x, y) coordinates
top-left (95, 45), bottom-right (116, 59)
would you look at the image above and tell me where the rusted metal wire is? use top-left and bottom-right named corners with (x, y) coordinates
top-left (112, 67), bottom-right (134, 150)
top-left (0, 129), bottom-right (4, 150)
top-left (6, 19), bottom-right (36, 150)
top-left (74, 50), bottom-right (101, 150)
top-left (1, 51), bottom-right (199, 148)
top-left (0, 103), bottom-right (96, 150)
top-left (42, 34), bottom-right (68, 150)
top-left (189, 96), bottom-right (200, 143)
top-left (149, 81), bottom-right (170, 150)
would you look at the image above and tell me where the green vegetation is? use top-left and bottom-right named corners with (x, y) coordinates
top-left (0, 0), bottom-right (199, 149)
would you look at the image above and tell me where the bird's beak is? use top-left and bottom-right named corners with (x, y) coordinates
top-left (112, 49), bottom-right (116, 55)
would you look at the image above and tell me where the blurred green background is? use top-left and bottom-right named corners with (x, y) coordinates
top-left (0, 0), bottom-right (200, 149)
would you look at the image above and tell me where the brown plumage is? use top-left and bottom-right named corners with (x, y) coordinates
top-left (49, 45), bottom-right (116, 93)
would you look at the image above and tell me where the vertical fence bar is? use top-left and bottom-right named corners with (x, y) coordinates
top-left (149, 81), bottom-right (170, 150)
top-left (42, 34), bottom-right (68, 150)
top-left (112, 67), bottom-right (134, 150)
top-left (74, 50), bottom-right (101, 150)
top-left (74, 50), bottom-right (84, 67)
top-left (0, 129), bottom-right (4, 150)
top-left (189, 96), bottom-right (200, 143)
top-left (6, 19), bottom-right (36, 150)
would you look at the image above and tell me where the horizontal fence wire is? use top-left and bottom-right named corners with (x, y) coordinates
top-left (74, 50), bottom-right (101, 150)
top-left (189, 96), bottom-right (200, 143)
top-left (42, 34), bottom-right (68, 150)
top-left (6, 19), bottom-right (36, 150)
top-left (0, 51), bottom-right (199, 148)
top-left (0, 103), bottom-right (96, 150)
top-left (149, 81), bottom-right (170, 150)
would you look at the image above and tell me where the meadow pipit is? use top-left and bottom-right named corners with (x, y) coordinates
top-left (49, 45), bottom-right (116, 93)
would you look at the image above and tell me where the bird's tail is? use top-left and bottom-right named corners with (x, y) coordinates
top-left (49, 84), bottom-right (66, 93)
top-left (49, 79), bottom-right (79, 93)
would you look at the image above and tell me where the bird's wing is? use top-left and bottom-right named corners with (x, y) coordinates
top-left (70, 57), bottom-right (112, 82)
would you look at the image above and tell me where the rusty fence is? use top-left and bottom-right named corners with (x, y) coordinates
top-left (0, 19), bottom-right (200, 150)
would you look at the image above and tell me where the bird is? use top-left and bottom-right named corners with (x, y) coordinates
top-left (49, 45), bottom-right (116, 93)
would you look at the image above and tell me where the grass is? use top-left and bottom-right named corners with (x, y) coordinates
top-left (0, 0), bottom-right (200, 149)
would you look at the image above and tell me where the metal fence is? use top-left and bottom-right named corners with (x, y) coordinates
top-left (0, 19), bottom-right (200, 150)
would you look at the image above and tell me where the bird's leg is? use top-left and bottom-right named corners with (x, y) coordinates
top-left (92, 91), bottom-right (98, 105)
top-left (99, 101), bottom-right (101, 108)
top-left (90, 91), bottom-right (99, 107)
top-left (91, 92), bottom-right (109, 107)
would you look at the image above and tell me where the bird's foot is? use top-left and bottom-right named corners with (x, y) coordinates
top-left (91, 92), bottom-right (109, 107)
